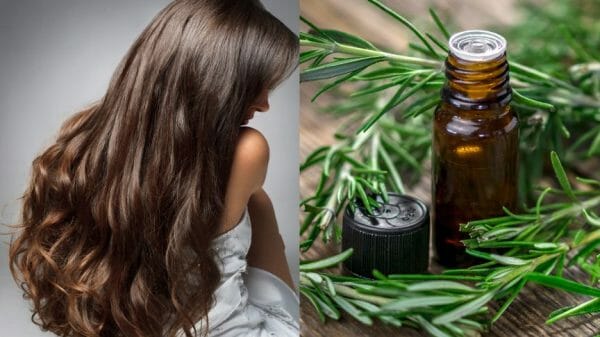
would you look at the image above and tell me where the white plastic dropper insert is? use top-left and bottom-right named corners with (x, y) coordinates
top-left (448, 30), bottom-right (507, 62)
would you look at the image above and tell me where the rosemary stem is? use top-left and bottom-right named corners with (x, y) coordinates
top-left (301, 40), bottom-right (443, 68)
top-left (333, 283), bottom-right (392, 306)
top-left (317, 127), bottom-right (375, 230)
top-left (493, 195), bottom-right (600, 287)
top-left (352, 124), bottom-right (376, 150)
top-left (546, 194), bottom-right (600, 223)
top-left (318, 178), bottom-right (344, 230)
top-left (575, 228), bottom-right (600, 248)
top-left (299, 274), bottom-right (392, 305)
top-left (370, 132), bottom-right (380, 170)
top-left (378, 143), bottom-right (405, 193)
top-left (488, 253), bottom-right (562, 298)
top-left (510, 61), bottom-right (579, 91)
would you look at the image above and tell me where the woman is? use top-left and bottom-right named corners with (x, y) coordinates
top-left (8, 1), bottom-right (299, 336)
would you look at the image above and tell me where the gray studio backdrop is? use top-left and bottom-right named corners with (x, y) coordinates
top-left (0, 1), bottom-right (299, 336)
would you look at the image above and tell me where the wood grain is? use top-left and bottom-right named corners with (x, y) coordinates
top-left (299, 1), bottom-right (600, 336)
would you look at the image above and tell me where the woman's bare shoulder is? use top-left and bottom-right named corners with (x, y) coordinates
top-left (219, 127), bottom-right (270, 234)
top-left (233, 127), bottom-right (269, 188)
top-left (237, 126), bottom-right (269, 161)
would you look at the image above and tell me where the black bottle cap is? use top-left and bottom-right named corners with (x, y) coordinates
top-left (342, 193), bottom-right (430, 278)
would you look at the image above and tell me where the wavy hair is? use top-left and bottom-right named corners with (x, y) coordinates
top-left (7, 1), bottom-right (298, 336)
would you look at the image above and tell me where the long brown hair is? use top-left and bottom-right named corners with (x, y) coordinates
top-left (7, 1), bottom-right (298, 336)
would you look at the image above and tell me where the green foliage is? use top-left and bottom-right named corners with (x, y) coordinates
top-left (299, 114), bottom-right (430, 250)
top-left (300, 153), bottom-right (600, 336)
top-left (300, 0), bottom-right (600, 208)
top-left (300, 0), bottom-right (600, 336)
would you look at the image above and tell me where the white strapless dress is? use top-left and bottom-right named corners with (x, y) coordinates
top-left (192, 207), bottom-right (299, 336)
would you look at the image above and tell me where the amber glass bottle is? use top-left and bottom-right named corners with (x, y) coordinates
top-left (432, 30), bottom-right (519, 267)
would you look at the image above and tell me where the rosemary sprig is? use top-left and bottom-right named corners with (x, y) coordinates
top-left (300, 9), bottom-right (582, 130)
top-left (300, 152), bottom-right (600, 337)
top-left (300, 0), bottom-right (600, 249)
top-left (300, 110), bottom-right (430, 251)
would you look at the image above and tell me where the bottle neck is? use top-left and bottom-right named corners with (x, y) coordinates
top-left (442, 52), bottom-right (511, 110)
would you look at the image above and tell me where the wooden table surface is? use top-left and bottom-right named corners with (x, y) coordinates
top-left (299, 1), bottom-right (600, 336)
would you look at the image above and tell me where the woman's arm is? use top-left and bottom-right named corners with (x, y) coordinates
top-left (247, 187), bottom-right (295, 291)
top-left (220, 127), bottom-right (268, 234)
top-left (222, 126), bottom-right (295, 290)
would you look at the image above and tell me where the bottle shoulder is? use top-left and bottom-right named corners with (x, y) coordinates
top-left (433, 103), bottom-right (518, 139)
